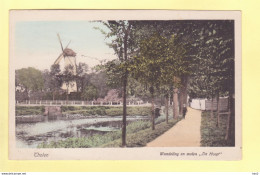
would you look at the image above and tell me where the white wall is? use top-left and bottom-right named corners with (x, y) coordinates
top-left (190, 99), bottom-right (206, 110)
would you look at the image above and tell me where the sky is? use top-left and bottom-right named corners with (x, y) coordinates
top-left (14, 21), bottom-right (117, 70)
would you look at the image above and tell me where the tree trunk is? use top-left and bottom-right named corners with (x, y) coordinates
top-left (52, 91), bottom-right (55, 101)
top-left (210, 97), bottom-right (214, 118)
top-left (216, 92), bottom-right (220, 127)
top-left (66, 88), bottom-right (69, 104)
top-left (225, 92), bottom-right (235, 145)
top-left (165, 94), bottom-right (169, 124)
top-left (151, 87), bottom-right (155, 130)
top-left (183, 76), bottom-right (189, 107)
top-left (122, 76), bottom-right (127, 147)
top-left (225, 94), bottom-right (231, 141)
top-left (121, 28), bottom-right (129, 147)
top-left (173, 88), bottom-right (179, 119)
top-left (179, 88), bottom-right (184, 117)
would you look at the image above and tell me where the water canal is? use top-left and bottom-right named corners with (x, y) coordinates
top-left (16, 115), bottom-right (148, 148)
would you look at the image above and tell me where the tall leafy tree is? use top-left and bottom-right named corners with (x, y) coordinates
top-left (131, 33), bottom-right (187, 128)
top-left (188, 20), bottom-right (234, 144)
top-left (49, 64), bottom-right (62, 100)
top-left (97, 20), bottom-right (134, 147)
top-left (131, 33), bottom-right (167, 130)
top-left (81, 84), bottom-right (98, 101)
top-left (76, 62), bottom-right (89, 93)
top-left (16, 67), bottom-right (44, 100)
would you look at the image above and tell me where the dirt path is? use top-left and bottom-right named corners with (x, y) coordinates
top-left (146, 107), bottom-right (202, 147)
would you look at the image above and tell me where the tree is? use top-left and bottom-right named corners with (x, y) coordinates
top-left (47, 64), bottom-right (62, 100)
top-left (76, 62), bottom-right (89, 93)
top-left (81, 84), bottom-right (98, 101)
top-left (131, 20), bottom-right (199, 118)
top-left (16, 67), bottom-right (44, 100)
top-left (62, 65), bottom-right (76, 102)
top-left (130, 33), bottom-right (164, 130)
top-left (90, 65), bottom-right (111, 99)
top-left (97, 20), bottom-right (134, 147)
top-left (131, 33), bottom-right (186, 128)
top-left (188, 20), bottom-right (234, 145)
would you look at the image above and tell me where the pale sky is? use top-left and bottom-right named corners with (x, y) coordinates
top-left (14, 21), bottom-right (117, 70)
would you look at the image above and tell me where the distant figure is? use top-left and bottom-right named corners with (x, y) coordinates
top-left (154, 108), bottom-right (161, 118)
top-left (183, 104), bottom-right (187, 118)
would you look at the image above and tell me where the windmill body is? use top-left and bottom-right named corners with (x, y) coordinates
top-left (54, 34), bottom-right (77, 94)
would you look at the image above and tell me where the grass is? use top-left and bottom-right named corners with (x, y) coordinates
top-left (38, 116), bottom-right (182, 148)
top-left (61, 106), bottom-right (151, 116)
top-left (200, 111), bottom-right (234, 147)
top-left (15, 106), bottom-right (151, 116)
top-left (102, 118), bottom-right (181, 147)
top-left (15, 106), bottom-right (45, 116)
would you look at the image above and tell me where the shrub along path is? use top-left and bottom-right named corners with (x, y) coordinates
top-left (146, 107), bottom-right (202, 147)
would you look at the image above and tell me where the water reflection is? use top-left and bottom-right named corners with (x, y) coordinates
top-left (16, 116), bottom-right (147, 148)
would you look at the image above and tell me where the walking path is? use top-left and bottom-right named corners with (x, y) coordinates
top-left (146, 107), bottom-right (202, 147)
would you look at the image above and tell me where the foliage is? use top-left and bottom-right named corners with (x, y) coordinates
top-left (81, 84), bottom-right (98, 101)
top-left (61, 106), bottom-right (151, 116)
top-left (102, 117), bottom-right (182, 147)
top-left (16, 67), bottom-right (44, 94)
top-left (76, 62), bottom-right (89, 92)
top-left (16, 106), bottom-right (45, 116)
top-left (188, 21), bottom-right (234, 99)
top-left (200, 111), bottom-right (234, 146)
top-left (62, 65), bottom-right (76, 91)
top-left (104, 59), bottom-right (124, 88)
top-left (42, 64), bottom-right (62, 99)
top-left (89, 69), bottom-right (110, 99)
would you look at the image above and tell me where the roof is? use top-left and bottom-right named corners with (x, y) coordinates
top-left (63, 48), bottom-right (76, 57)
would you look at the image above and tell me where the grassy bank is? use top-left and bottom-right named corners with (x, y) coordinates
top-left (61, 106), bottom-right (151, 116)
top-left (38, 116), bottom-right (181, 148)
top-left (200, 111), bottom-right (234, 147)
top-left (16, 106), bottom-right (45, 116)
top-left (15, 105), bottom-right (151, 116)
top-left (102, 118), bottom-right (181, 147)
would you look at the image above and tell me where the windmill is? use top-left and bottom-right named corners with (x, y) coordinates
top-left (54, 34), bottom-right (77, 94)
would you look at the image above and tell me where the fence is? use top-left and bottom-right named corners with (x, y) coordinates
top-left (16, 100), bottom-right (149, 106)
top-left (190, 97), bottom-right (229, 111)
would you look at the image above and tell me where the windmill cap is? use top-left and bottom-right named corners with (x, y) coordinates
top-left (63, 48), bottom-right (76, 57)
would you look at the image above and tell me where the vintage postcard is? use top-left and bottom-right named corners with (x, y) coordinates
top-left (9, 10), bottom-right (241, 160)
